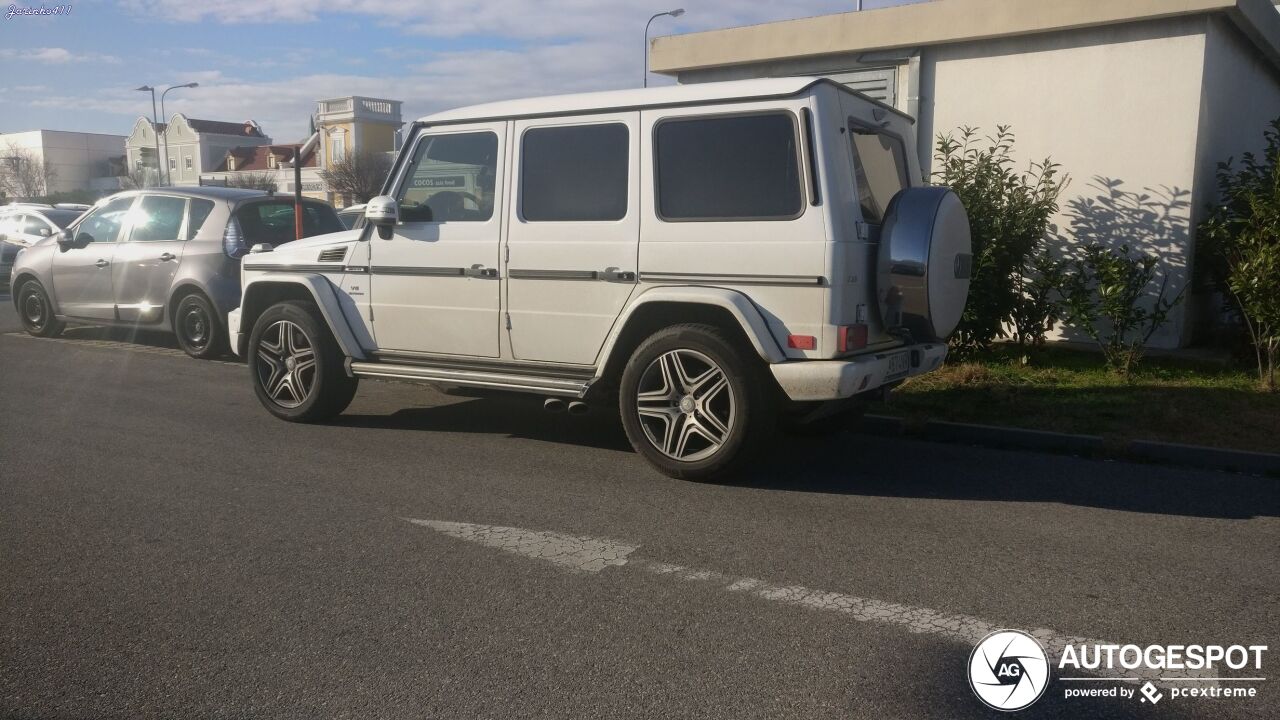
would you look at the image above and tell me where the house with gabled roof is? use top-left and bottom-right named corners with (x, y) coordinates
top-left (125, 113), bottom-right (272, 186)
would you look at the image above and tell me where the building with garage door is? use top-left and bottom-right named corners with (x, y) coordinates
top-left (649, 0), bottom-right (1280, 348)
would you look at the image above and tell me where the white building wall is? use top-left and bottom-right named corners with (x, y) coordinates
top-left (919, 17), bottom-right (1210, 348)
top-left (0, 129), bottom-right (125, 196)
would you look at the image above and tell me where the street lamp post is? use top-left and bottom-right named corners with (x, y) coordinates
top-left (160, 82), bottom-right (200, 186)
top-left (644, 8), bottom-right (684, 88)
top-left (135, 85), bottom-right (161, 186)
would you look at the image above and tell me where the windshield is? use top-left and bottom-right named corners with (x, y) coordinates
top-left (43, 210), bottom-right (82, 228)
top-left (235, 201), bottom-right (344, 245)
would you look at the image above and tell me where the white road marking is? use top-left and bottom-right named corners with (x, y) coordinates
top-left (406, 518), bottom-right (1215, 685)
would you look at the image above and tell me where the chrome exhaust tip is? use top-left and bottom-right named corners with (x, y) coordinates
top-left (543, 397), bottom-right (566, 413)
top-left (566, 401), bottom-right (590, 416)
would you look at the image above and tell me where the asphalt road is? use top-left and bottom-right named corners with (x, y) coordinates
top-left (1, 296), bottom-right (1277, 719)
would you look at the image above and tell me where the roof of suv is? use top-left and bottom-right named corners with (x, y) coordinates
top-left (417, 77), bottom-right (911, 126)
top-left (420, 77), bottom-right (911, 126)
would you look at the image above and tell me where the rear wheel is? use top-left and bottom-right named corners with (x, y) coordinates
top-left (173, 292), bottom-right (222, 359)
top-left (247, 300), bottom-right (357, 422)
top-left (619, 323), bottom-right (775, 480)
top-left (16, 280), bottom-right (64, 338)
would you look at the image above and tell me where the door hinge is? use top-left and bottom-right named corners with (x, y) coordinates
top-left (505, 312), bottom-right (512, 330)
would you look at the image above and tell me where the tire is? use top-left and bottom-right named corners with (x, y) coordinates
top-left (173, 292), bottom-right (222, 359)
top-left (247, 300), bottom-right (358, 422)
top-left (16, 280), bottom-right (64, 338)
top-left (619, 323), bottom-right (775, 480)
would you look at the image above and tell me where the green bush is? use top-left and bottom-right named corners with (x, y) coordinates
top-left (1009, 250), bottom-right (1068, 348)
top-left (1059, 244), bottom-right (1184, 376)
top-left (933, 126), bottom-right (1067, 354)
top-left (1197, 118), bottom-right (1280, 391)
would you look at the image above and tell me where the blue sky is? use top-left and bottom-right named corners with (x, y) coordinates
top-left (0, 0), bottom-right (921, 142)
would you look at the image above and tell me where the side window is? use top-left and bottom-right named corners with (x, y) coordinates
top-left (655, 113), bottom-right (802, 221)
top-left (22, 215), bottom-right (52, 237)
top-left (521, 123), bottom-right (628, 222)
top-left (849, 123), bottom-right (909, 223)
top-left (73, 196), bottom-right (135, 244)
top-left (130, 196), bottom-right (187, 242)
top-left (187, 199), bottom-right (215, 240)
top-left (395, 131), bottom-right (498, 223)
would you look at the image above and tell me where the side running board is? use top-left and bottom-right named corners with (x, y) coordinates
top-left (348, 361), bottom-right (591, 398)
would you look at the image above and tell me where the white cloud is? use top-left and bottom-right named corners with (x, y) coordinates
top-left (0, 47), bottom-right (121, 64)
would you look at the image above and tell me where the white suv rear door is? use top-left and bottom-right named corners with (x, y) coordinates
top-left (505, 112), bottom-right (640, 365)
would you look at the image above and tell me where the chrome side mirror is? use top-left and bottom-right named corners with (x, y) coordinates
top-left (365, 195), bottom-right (398, 240)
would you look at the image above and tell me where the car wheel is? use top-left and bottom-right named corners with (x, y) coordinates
top-left (247, 300), bottom-right (357, 423)
top-left (173, 292), bottom-right (222, 359)
top-left (16, 280), bottom-right (64, 338)
top-left (619, 323), bottom-right (775, 480)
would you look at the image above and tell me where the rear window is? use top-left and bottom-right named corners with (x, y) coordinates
top-left (235, 201), bottom-right (343, 245)
top-left (521, 123), bottom-right (628, 222)
top-left (187, 199), bottom-right (215, 240)
top-left (849, 123), bottom-right (910, 223)
top-left (654, 113), bottom-right (802, 221)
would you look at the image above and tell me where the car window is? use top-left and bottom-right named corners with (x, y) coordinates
top-left (849, 124), bottom-right (909, 223)
top-left (521, 123), bottom-right (628, 222)
top-left (234, 201), bottom-right (344, 246)
top-left (655, 113), bottom-right (802, 221)
top-left (0, 214), bottom-right (21, 237)
top-left (130, 196), bottom-right (187, 242)
top-left (396, 131), bottom-right (498, 223)
top-left (73, 196), bottom-right (135, 244)
top-left (21, 215), bottom-right (53, 236)
top-left (187, 199), bottom-right (216, 240)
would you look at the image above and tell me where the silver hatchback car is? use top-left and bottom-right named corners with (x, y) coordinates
top-left (9, 187), bottom-right (343, 358)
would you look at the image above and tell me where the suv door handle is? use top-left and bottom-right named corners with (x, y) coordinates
top-left (465, 265), bottom-right (498, 278)
top-left (95, 259), bottom-right (109, 268)
top-left (159, 252), bottom-right (177, 262)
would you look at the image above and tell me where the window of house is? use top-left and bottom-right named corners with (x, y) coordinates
top-left (520, 123), bottom-right (628, 222)
top-left (267, 155), bottom-right (277, 169)
top-left (654, 113), bottom-right (802, 221)
top-left (395, 131), bottom-right (498, 223)
top-left (849, 123), bottom-right (909, 223)
top-left (169, 157), bottom-right (177, 171)
top-left (130, 195), bottom-right (186, 242)
top-left (184, 157), bottom-right (193, 171)
top-left (331, 131), bottom-right (346, 162)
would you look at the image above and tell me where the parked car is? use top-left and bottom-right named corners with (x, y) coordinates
top-left (336, 203), bottom-right (366, 230)
top-left (228, 78), bottom-right (972, 479)
top-left (0, 205), bottom-right (85, 289)
top-left (9, 187), bottom-right (344, 358)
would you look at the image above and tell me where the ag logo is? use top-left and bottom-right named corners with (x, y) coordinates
top-left (968, 630), bottom-right (1050, 712)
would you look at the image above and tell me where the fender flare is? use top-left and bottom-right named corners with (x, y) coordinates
top-left (237, 273), bottom-right (367, 360)
top-left (595, 285), bottom-right (787, 378)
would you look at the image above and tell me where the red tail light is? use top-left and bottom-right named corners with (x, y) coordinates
top-left (838, 324), bottom-right (868, 353)
top-left (787, 334), bottom-right (817, 350)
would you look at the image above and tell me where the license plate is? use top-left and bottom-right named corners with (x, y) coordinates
top-left (885, 351), bottom-right (910, 379)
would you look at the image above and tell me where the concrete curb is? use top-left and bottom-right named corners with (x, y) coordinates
top-left (861, 414), bottom-right (1280, 476)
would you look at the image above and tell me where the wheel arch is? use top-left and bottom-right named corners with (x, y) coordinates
top-left (595, 286), bottom-right (787, 384)
top-left (238, 274), bottom-right (367, 360)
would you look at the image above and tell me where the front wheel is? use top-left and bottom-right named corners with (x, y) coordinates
top-left (247, 300), bottom-right (358, 422)
top-left (619, 323), bottom-right (775, 480)
top-left (16, 280), bottom-right (64, 338)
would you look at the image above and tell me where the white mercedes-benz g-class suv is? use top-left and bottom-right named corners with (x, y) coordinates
top-left (229, 78), bottom-right (971, 479)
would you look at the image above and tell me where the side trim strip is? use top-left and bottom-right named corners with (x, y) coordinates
top-left (371, 351), bottom-right (596, 380)
top-left (640, 271), bottom-right (826, 287)
top-left (508, 269), bottom-right (600, 281)
top-left (349, 361), bottom-right (591, 398)
top-left (246, 264), bottom-right (343, 273)
top-left (370, 266), bottom-right (467, 277)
